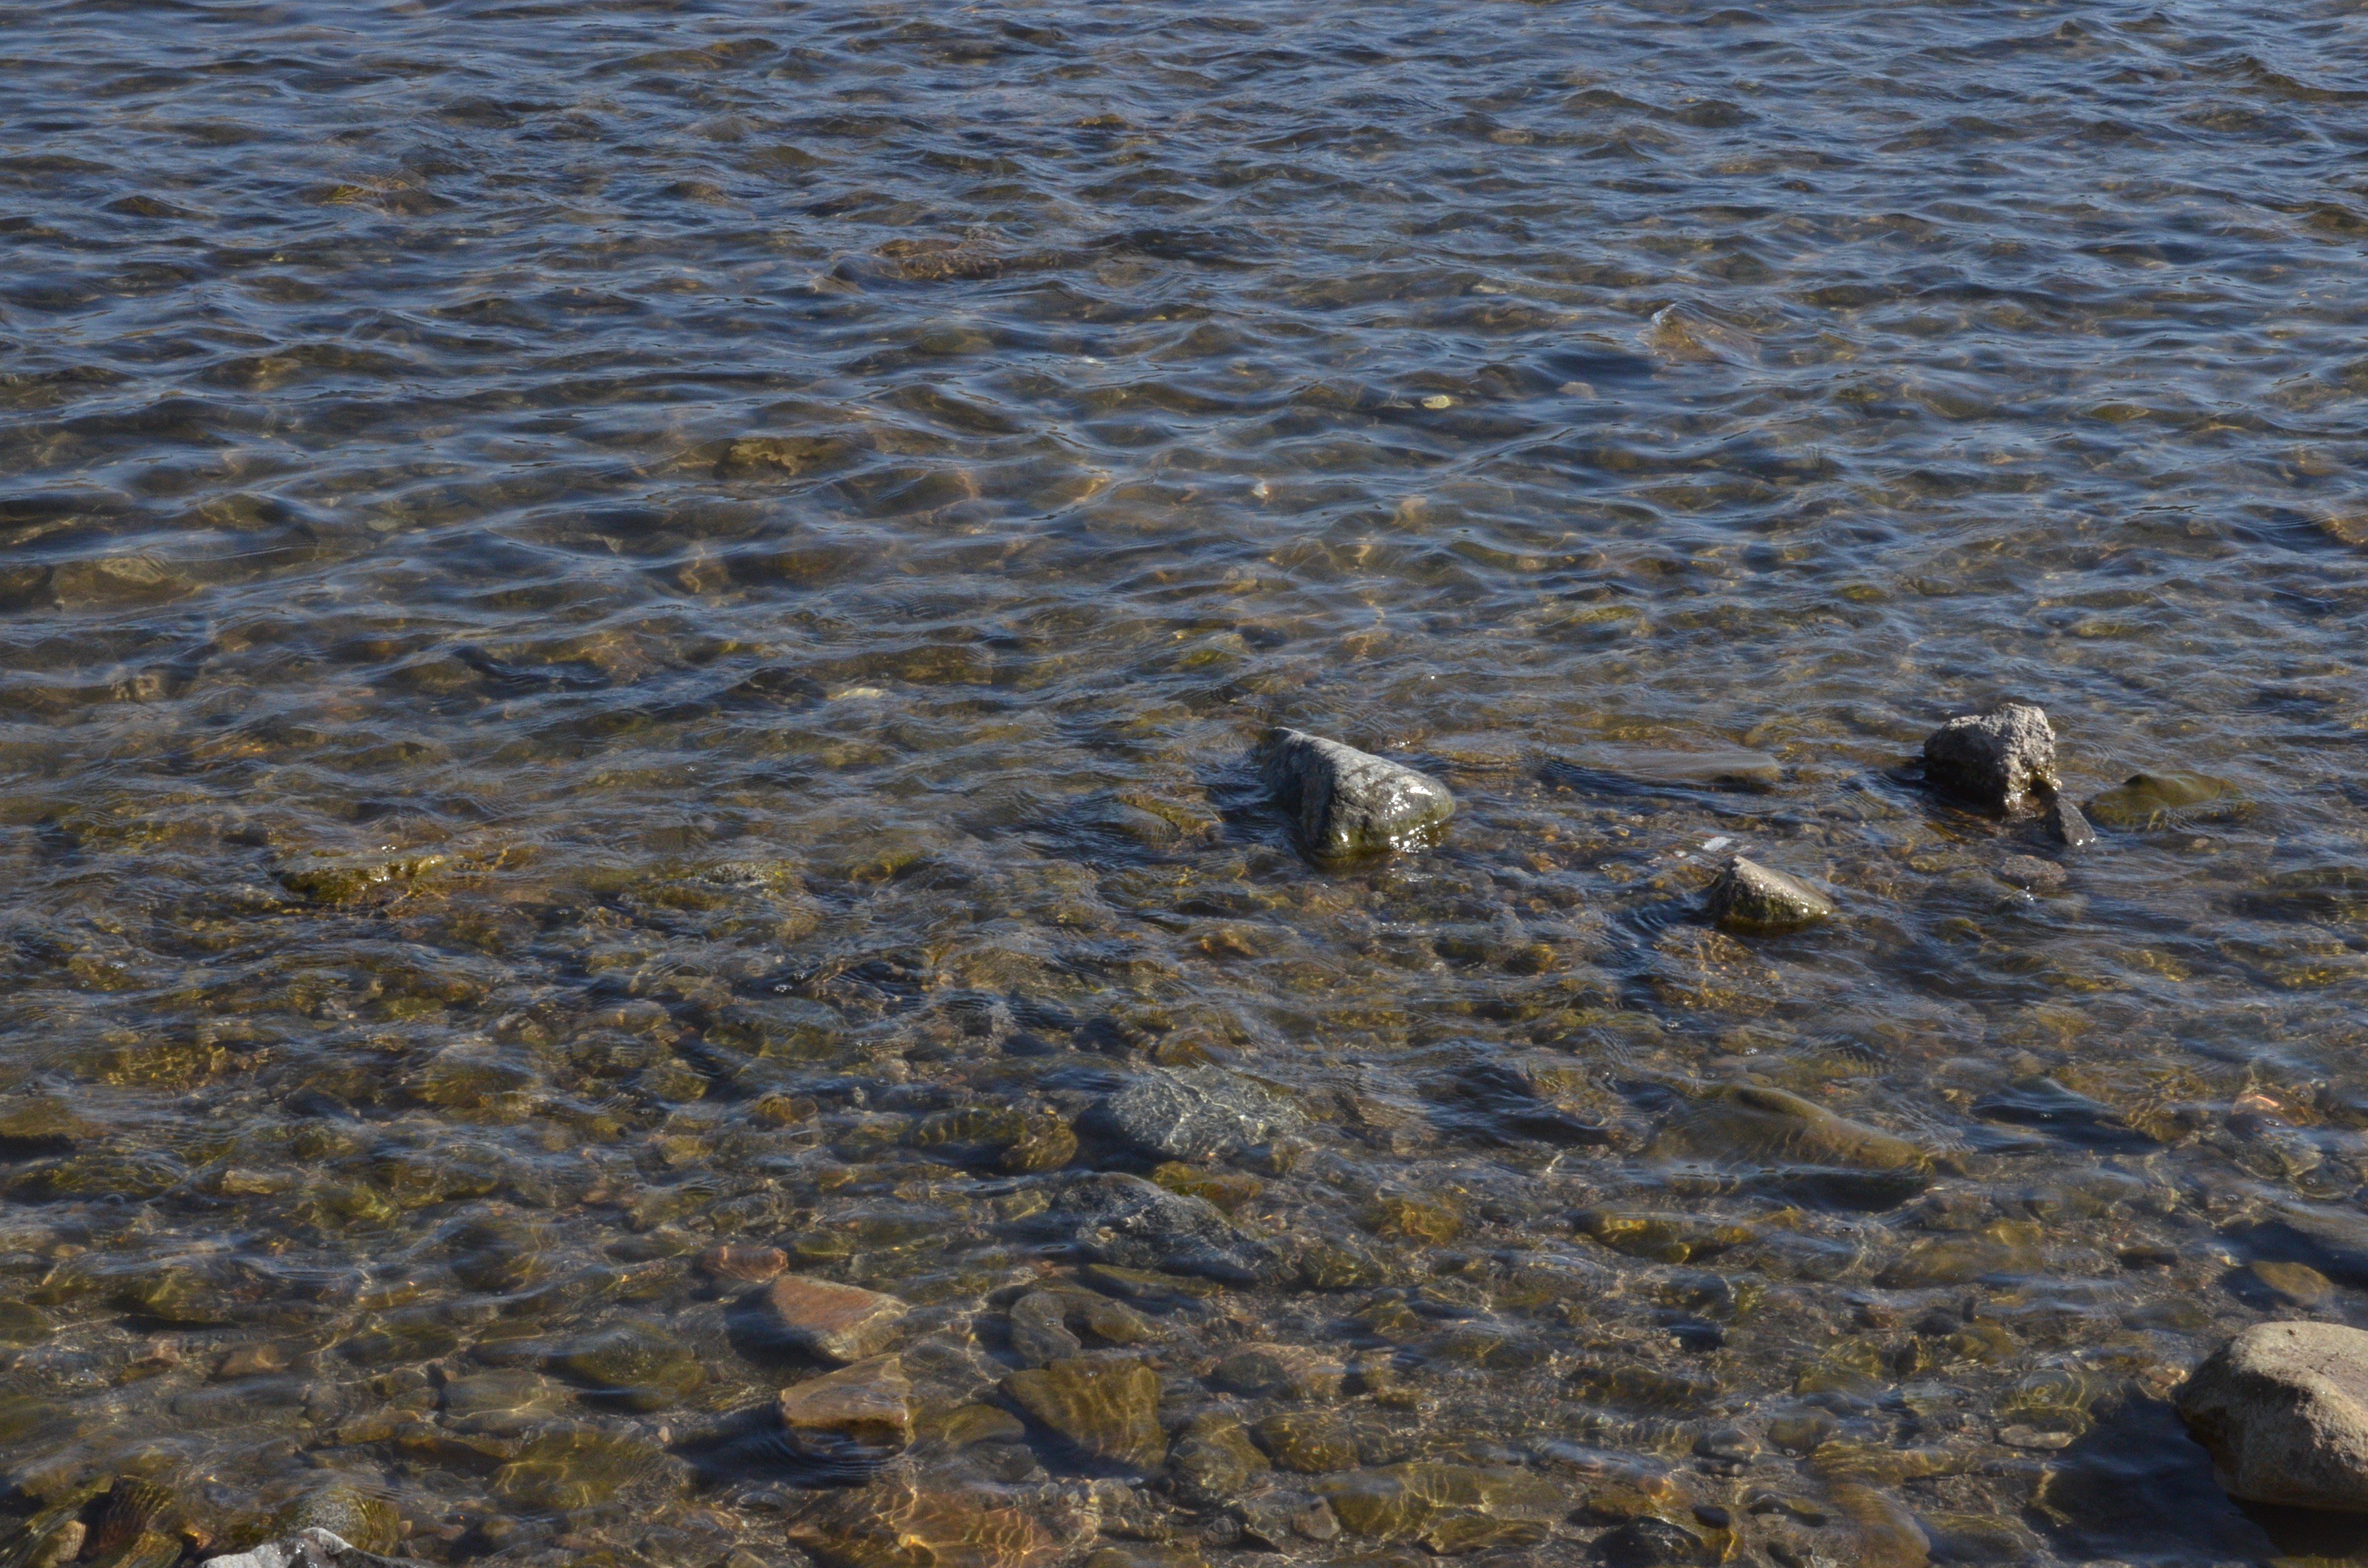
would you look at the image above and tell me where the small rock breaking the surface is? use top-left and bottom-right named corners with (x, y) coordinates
top-left (1261, 728), bottom-right (1454, 859)
top-left (1704, 856), bottom-right (1836, 934)
top-left (2179, 1320), bottom-right (2368, 1512)
top-left (1922, 701), bottom-right (2059, 814)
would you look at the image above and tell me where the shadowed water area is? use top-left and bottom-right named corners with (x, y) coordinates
top-left (3, 0), bottom-right (2367, 1563)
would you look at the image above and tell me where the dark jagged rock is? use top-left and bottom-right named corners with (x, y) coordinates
top-left (1082, 1066), bottom-right (1305, 1164)
top-left (1042, 1172), bottom-right (1281, 1284)
top-left (2042, 787), bottom-right (2096, 848)
top-left (1704, 858), bottom-right (1837, 934)
top-left (1922, 702), bottom-right (2058, 813)
top-left (2180, 1321), bottom-right (2368, 1512)
top-left (1261, 728), bottom-right (1454, 859)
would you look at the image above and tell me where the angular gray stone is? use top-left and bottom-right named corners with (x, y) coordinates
top-left (2043, 789), bottom-right (2095, 849)
top-left (1083, 1066), bottom-right (1306, 1164)
top-left (1704, 858), bottom-right (1836, 934)
top-left (1262, 728), bottom-right (1454, 858)
top-left (2179, 1321), bottom-right (2368, 1512)
top-left (1042, 1172), bottom-right (1280, 1285)
top-left (1922, 702), bottom-right (2059, 813)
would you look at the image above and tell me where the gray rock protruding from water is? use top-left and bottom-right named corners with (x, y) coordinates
top-left (1262, 728), bottom-right (1454, 859)
top-left (1706, 857), bottom-right (1836, 934)
top-left (1083, 1066), bottom-right (1306, 1164)
top-left (1922, 702), bottom-right (2059, 814)
top-left (2043, 788), bottom-right (2096, 849)
top-left (2178, 1320), bottom-right (2368, 1512)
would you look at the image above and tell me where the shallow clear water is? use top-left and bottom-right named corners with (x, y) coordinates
top-left (3, 0), bottom-right (2368, 1563)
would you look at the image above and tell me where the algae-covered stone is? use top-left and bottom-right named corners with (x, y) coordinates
top-left (1574, 1209), bottom-right (1755, 1266)
top-left (764, 1275), bottom-right (909, 1363)
top-left (1150, 1163), bottom-right (1261, 1213)
top-left (491, 1425), bottom-right (688, 1510)
top-left (275, 850), bottom-right (451, 906)
top-left (1315, 1464), bottom-right (1561, 1554)
top-left (2179, 1321), bottom-right (2368, 1511)
top-left (549, 1323), bottom-right (705, 1411)
top-left (1169, 1412), bottom-right (1269, 1508)
top-left (1008, 1291), bottom-right (1081, 1368)
top-left (1923, 702), bottom-right (2058, 813)
top-left (1705, 858), bottom-right (1836, 935)
top-left (910, 1105), bottom-right (1076, 1174)
top-left (1083, 1067), bottom-right (1305, 1164)
top-left (1262, 728), bottom-right (1454, 859)
top-left (779, 1355), bottom-right (912, 1457)
top-left (0, 1100), bottom-right (93, 1160)
top-left (2086, 771), bottom-right (2244, 831)
top-left (1254, 1409), bottom-right (1360, 1473)
top-left (274, 1483), bottom-right (402, 1555)
top-left (1657, 1085), bottom-right (1931, 1208)
top-left (789, 1478), bottom-right (1067, 1568)
top-left (441, 1368), bottom-right (563, 1432)
top-left (1211, 1343), bottom-right (1345, 1401)
top-left (1003, 1357), bottom-right (1166, 1472)
top-left (1874, 1226), bottom-right (2041, 1289)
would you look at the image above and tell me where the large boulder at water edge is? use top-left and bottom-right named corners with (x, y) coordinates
top-left (1262, 728), bottom-right (1454, 859)
top-left (2178, 1321), bottom-right (2368, 1511)
top-left (1922, 702), bottom-right (2059, 814)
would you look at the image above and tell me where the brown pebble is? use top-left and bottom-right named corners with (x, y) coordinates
top-left (1997, 854), bottom-right (2068, 892)
top-left (764, 1274), bottom-right (909, 1363)
top-left (699, 1244), bottom-right (788, 1284)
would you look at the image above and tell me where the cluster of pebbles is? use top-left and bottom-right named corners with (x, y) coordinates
top-left (0, 707), bottom-right (2358, 1568)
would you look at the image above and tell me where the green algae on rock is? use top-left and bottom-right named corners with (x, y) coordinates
top-left (1002, 1357), bottom-right (1166, 1472)
top-left (2085, 771), bottom-right (2246, 831)
top-left (1315, 1464), bottom-right (1563, 1554)
top-left (1657, 1085), bottom-right (1933, 1207)
top-left (788, 1476), bottom-right (1071, 1568)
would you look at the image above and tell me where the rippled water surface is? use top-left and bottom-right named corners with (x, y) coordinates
top-left (5, 0), bottom-right (2368, 1563)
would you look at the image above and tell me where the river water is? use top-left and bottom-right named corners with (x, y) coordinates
top-left (3, 0), bottom-right (2367, 1564)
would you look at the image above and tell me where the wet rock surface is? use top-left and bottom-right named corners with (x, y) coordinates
top-left (1922, 702), bottom-right (2059, 813)
top-left (1704, 858), bottom-right (1837, 934)
top-left (1261, 728), bottom-right (1456, 859)
top-left (2180, 1321), bottom-right (2368, 1512)
top-left (1002, 1357), bottom-right (1167, 1473)
top-left (0, 2), bottom-right (2362, 1564)
top-left (762, 1276), bottom-right (910, 1364)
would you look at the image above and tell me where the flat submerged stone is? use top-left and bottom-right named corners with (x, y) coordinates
top-left (764, 1276), bottom-right (909, 1364)
top-left (1002, 1357), bottom-right (1167, 1472)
